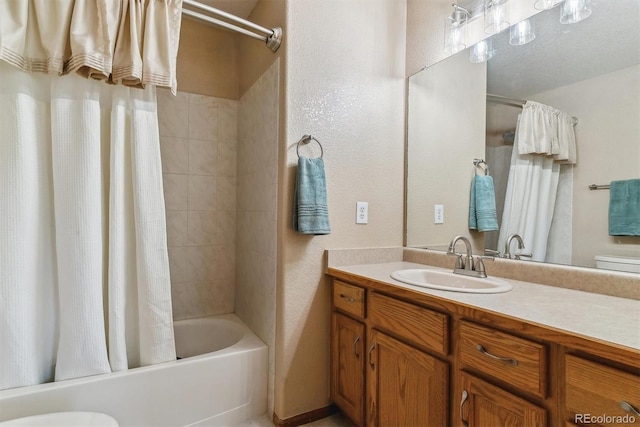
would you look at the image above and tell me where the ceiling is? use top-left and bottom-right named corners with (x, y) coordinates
top-left (185, 0), bottom-right (259, 20)
top-left (487, 0), bottom-right (640, 98)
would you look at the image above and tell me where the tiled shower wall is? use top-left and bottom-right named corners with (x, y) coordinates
top-left (156, 60), bottom-right (278, 410)
top-left (236, 59), bottom-right (279, 413)
top-left (157, 89), bottom-right (238, 320)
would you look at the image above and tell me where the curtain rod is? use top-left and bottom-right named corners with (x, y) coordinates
top-left (182, 0), bottom-right (282, 52)
top-left (486, 93), bottom-right (579, 125)
top-left (486, 93), bottom-right (526, 108)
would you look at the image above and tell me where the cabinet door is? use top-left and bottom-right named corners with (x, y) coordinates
top-left (459, 372), bottom-right (547, 427)
top-left (566, 354), bottom-right (640, 427)
top-left (368, 330), bottom-right (448, 427)
top-left (331, 312), bottom-right (365, 426)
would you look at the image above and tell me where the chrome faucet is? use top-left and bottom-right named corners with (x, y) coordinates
top-left (447, 235), bottom-right (474, 271)
top-left (447, 235), bottom-right (493, 278)
top-left (504, 233), bottom-right (532, 259)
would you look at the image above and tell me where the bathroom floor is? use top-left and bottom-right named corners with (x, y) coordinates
top-left (232, 412), bottom-right (353, 427)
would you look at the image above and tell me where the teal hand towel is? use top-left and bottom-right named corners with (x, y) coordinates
top-left (609, 179), bottom-right (640, 236)
top-left (469, 175), bottom-right (499, 232)
top-left (293, 156), bottom-right (331, 235)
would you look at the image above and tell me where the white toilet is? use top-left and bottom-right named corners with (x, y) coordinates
top-left (594, 255), bottom-right (640, 274)
top-left (0, 412), bottom-right (118, 427)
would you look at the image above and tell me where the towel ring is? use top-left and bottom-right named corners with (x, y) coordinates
top-left (473, 158), bottom-right (489, 176)
top-left (296, 135), bottom-right (324, 159)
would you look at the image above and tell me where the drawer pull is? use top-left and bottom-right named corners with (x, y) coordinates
top-left (620, 401), bottom-right (640, 417)
top-left (339, 294), bottom-right (357, 303)
top-left (460, 390), bottom-right (469, 427)
top-left (476, 344), bottom-right (519, 366)
top-left (368, 343), bottom-right (376, 368)
top-left (353, 335), bottom-right (361, 358)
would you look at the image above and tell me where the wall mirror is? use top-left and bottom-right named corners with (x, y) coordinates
top-left (406, 0), bottom-right (640, 270)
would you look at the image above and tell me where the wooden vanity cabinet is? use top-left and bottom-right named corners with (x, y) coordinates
top-left (565, 354), bottom-right (640, 426)
top-left (329, 274), bottom-right (640, 427)
top-left (457, 320), bottom-right (549, 427)
top-left (458, 320), bottom-right (547, 399)
top-left (367, 292), bottom-right (449, 426)
top-left (368, 330), bottom-right (448, 427)
top-left (459, 372), bottom-right (547, 427)
top-left (331, 280), bottom-right (367, 426)
top-left (331, 312), bottom-right (365, 426)
top-left (330, 281), bottom-right (450, 427)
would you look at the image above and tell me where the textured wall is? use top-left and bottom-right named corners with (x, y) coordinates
top-left (158, 89), bottom-right (238, 320)
top-left (235, 59), bottom-right (280, 414)
top-left (275, 0), bottom-right (407, 419)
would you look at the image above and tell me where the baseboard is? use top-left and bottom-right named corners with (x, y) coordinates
top-left (272, 404), bottom-right (339, 427)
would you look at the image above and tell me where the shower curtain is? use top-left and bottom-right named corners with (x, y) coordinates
top-left (498, 101), bottom-right (577, 264)
top-left (0, 61), bottom-right (176, 390)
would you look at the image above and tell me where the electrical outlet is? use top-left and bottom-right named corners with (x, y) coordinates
top-left (434, 204), bottom-right (444, 224)
top-left (356, 202), bottom-right (368, 224)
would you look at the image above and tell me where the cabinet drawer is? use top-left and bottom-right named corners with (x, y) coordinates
top-left (369, 292), bottom-right (448, 356)
top-left (333, 280), bottom-right (365, 319)
top-left (459, 321), bottom-right (547, 398)
top-left (566, 354), bottom-right (640, 426)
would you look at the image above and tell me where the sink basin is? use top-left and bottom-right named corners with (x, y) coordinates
top-left (390, 269), bottom-right (512, 294)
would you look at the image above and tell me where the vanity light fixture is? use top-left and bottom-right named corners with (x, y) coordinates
top-left (560, 0), bottom-right (592, 24)
top-left (510, 19), bottom-right (535, 45)
top-left (470, 38), bottom-right (496, 63)
top-left (533, 0), bottom-right (563, 10)
top-left (484, 0), bottom-right (510, 35)
top-left (444, 4), bottom-right (471, 54)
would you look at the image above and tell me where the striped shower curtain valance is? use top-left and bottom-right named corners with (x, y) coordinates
top-left (0, 0), bottom-right (183, 93)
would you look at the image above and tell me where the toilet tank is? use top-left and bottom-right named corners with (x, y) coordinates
top-left (594, 255), bottom-right (640, 273)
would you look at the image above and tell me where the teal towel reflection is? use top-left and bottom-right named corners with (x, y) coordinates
top-left (293, 156), bottom-right (331, 235)
top-left (469, 175), bottom-right (499, 232)
top-left (609, 179), bottom-right (640, 236)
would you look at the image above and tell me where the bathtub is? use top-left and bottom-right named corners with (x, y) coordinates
top-left (0, 314), bottom-right (268, 427)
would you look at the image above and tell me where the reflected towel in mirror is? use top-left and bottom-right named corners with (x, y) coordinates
top-left (609, 179), bottom-right (640, 236)
top-left (469, 175), bottom-right (499, 232)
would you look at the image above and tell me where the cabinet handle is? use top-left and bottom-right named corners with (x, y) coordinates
top-left (460, 390), bottom-right (468, 427)
top-left (339, 293), bottom-right (357, 303)
top-left (353, 336), bottom-right (361, 358)
top-left (475, 344), bottom-right (519, 366)
top-left (368, 343), bottom-right (376, 368)
top-left (620, 401), bottom-right (640, 417)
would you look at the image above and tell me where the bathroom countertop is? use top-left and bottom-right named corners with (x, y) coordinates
top-left (327, 261), bottom-right (640, 352)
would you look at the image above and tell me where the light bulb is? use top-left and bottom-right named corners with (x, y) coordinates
top-left (560, 0), bottom-right (592, 24)
top-left (510, 19), bottom-right (535, 45)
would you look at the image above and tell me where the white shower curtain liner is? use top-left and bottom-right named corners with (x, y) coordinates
top-left (0, 61), bottom-right (176, 391)
top-left (498, 101), bottom-right (576, 264)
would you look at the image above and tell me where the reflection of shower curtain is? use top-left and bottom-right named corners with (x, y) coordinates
top-left (0, 62), bottom-right (176, 390)
top-left (498, 101), bottom-right (576, 263)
